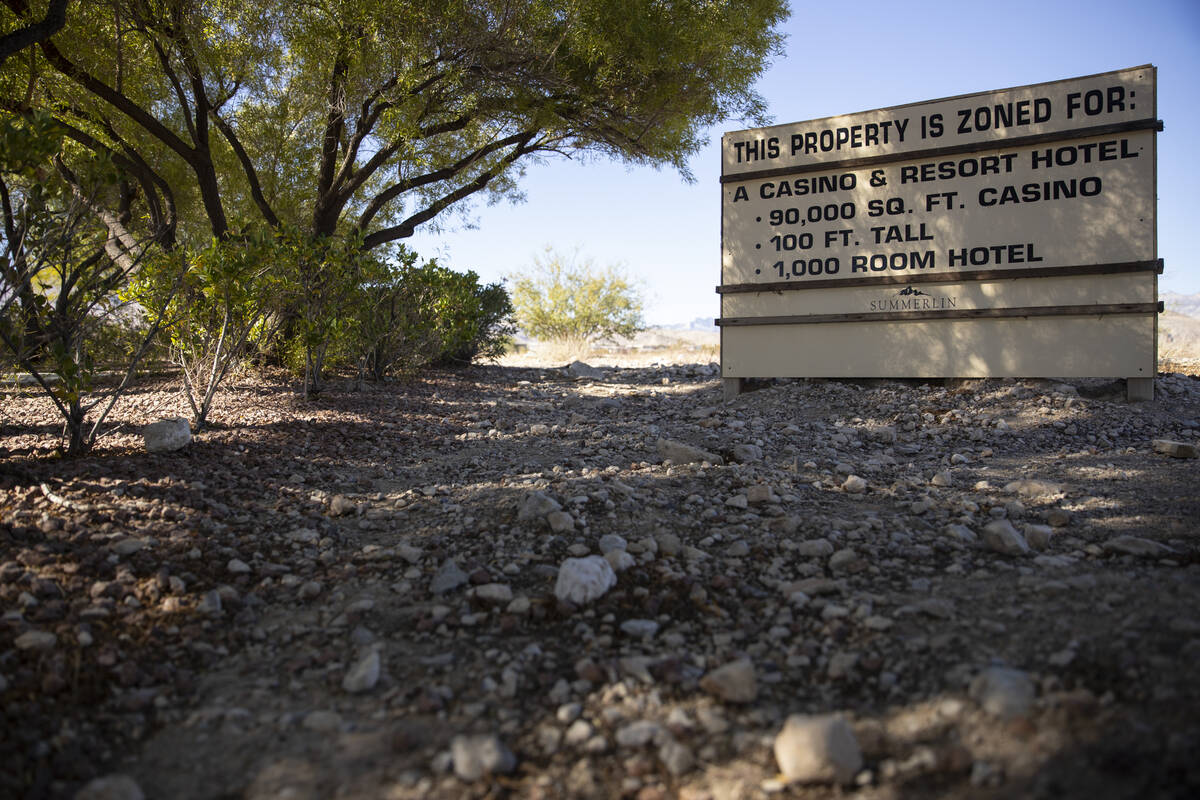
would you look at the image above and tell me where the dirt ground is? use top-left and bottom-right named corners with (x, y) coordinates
top-left (1, 355), bottom-right (1199, 800)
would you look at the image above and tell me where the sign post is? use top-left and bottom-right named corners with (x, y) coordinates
top-left (719, 66), bottom-right (1161, 401)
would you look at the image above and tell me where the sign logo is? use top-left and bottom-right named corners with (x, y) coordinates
top-left (868, 285), bottom-right (958, 311)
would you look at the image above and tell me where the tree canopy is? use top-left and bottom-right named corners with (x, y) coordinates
top-left (1, 0), bottom-right (788, 253)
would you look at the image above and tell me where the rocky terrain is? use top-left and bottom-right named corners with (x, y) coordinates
top-left (2, 362), bottom-right (1199, 800)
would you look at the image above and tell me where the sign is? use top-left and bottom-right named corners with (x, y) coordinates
top-left (718, 66), bottom-right (1161, 396)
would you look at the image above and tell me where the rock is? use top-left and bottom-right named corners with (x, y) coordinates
top-left (1004, 479), bottom-right (1065, 498)
top-left (75, 774), bottom-right (145, 800)
top-left (795, 539), bottom-right (834, 558)
top-left (297, 581), bottom-right (322, 601)
top-left (555, 556), bottom-right (617, 604)
top-left (842, 475), bottom-right (867, 494)
top-left (745, 484), bottom-right (775, 504)
top-left (699, 659), bottom-right (757, 703)
top-left (15, 630), bottom-right (57, 651)
top-left (451, 733), bottom-right (516, 781)
top-left (969, 666), bottom-right (1035, 718)
top-left (430, 560), bottom-right (469, 594)
top-left (518, 491), bottom-right (562, 521)
top-left (566, 361), bottom-right (605, 380)
top-left (475, 583), bottom-right (514, 604)
top-left (598, 534), bottom-right (628, 554)
top-left (1024, 524), bottom-right (1054, 551)
top-left (1103, 535), bottom-right (1175, 557)
top-left (615, 720), bottom-right (664, 748)
top-left (981, 519), bottom-right (1029, 555)
top-left (605, 549), bottom-right (636, 571)
top-left (730, 443), bottom-right (763, 463)
top-left (930, 470), bottom-right (953, 487)
top-left (619, 619), bottom-right (659, 639)
top-left (1152, 439), bottom-right (1198, 458)
top-left (659, 738), bottom-right (696, 776)
top-left (143, 417), bottom-right (191, 453)
top-left (303, 710), bottom-right (342, 732)
top-left (656, 438), bottom-right (723, 466)
top-left (342, 650), bottom-right (381, 693)
top-left (546, 510), bottom-right (575, 533)
top-left (111, 538), bottom-right (146, 556)
top-left (329, 495), bottom-right (356, 516)
top-left (773, 714), bottom-right (863, 784)
top-left (227, 558), bottom-right (251, 574)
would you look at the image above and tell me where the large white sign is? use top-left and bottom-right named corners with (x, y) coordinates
top-left (718, 67), bottom-right (1160, 395)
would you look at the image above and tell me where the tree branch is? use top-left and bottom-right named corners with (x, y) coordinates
top-left (0, 0), bottom-right (69, 68)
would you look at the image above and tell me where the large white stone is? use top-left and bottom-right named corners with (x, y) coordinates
top-left (143, 417), bottom-right (191, 453)
top-left (554, 556), bottom-right (616, 604)
top-left (773, 714), bottom-right (863, 784)
top-left (969, 666), bottom-right (1035, 718)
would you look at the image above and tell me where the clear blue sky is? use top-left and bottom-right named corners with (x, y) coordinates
top-left (409, 0), bottom-right (1200, 326)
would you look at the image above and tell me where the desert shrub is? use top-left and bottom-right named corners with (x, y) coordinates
top-left (509, 248), bottom-right (643, 351)
top-left (338, 252), bottom-right (514, 380)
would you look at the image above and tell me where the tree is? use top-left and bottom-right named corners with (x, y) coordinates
top-left (0, 111), bottom-right (178, 455)
top-left (510, 247), bottom-right (643, 350)
top-left (1, 0), bottom-right (788, 252)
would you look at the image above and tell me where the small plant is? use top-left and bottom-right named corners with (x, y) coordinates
top-left (509, 248), bottom-right (644, 353)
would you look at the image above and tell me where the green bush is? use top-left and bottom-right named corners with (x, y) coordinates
top-left (338, 252), bottom-right (514, 379)
top-left (509, 248), bottom-right (644, 349)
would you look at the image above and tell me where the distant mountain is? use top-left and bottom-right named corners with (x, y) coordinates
top-left (658, 316), bottom-right (718, 332)
top-left (1162, 291), bottom-right (1200, 319)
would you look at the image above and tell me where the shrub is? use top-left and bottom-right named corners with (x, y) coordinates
top-left (509, 248), bottom-right (644, 350)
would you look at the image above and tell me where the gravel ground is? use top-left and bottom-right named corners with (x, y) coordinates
top-left (2, 363), bottom-right (1199, 800)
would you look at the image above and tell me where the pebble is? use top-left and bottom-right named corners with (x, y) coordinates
top-left (303, 710), bottom-right (343, 732)
top-left (981, 519), bottom-right (1030, 555)
top-left (518, 491), bottom-right (562, 521)
top-left (14, 630), bottom-right (57, 651)
top-left (773, 714), bottom-right (863, 784)
top-left (842, 475), bottom-right (867, 494)
top-left (451, 734), bottom-right (516, 781)
top-left (227, 558), bottom-right (251, 574)
top-left (699, 659), bottom-right (757, 703)
top-left (1103, 535), bottom-right (1175, 557)
top-left (75, 774), bottom-right (145, 800)
top-left (555, 556), bottom-right (617, 604)
top-left (659, 738), bottom-right (696, 776)
top-left (342, 650), bottom-right (381, 693)
top-left (969, 666), bottom-right (1035, 718)
top-left (615, 720), bottom-right (664, 748)
top-left (620, 619), bottom-right (660, 639)
top-left (475, 583), bottom-right (514, 604)
top-left (430, 560), bottom-right (469, 594)
top-left (656, 438), bottom-right (722, 465)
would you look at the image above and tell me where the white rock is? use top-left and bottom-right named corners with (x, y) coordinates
top-left (773, 714), bottom-right (863, 784)
top-left (604, 549), bottom-right (636, 573)
top-left (699, 658), bottom-right (757, 703)
top-left (518, 491), bottom-right (562, 521)
top-left (226, 558), bottom-right (251, 574)
top-left (1024, 524), bottom-right (1055, 551)
top-left (1103, 535), bottom-right (1175, 557)
top-left (75, 774), bottom-right (145, 800)
top-left (842, 475), bottom-right (867, 494)
top-left (475, 583), bottom-right (514, 604)
top-left (619, 619), bottom-right (659, 639)
top-left (303, 710), bottom-right (342, 732)
top-left (969, 666), bottom-right (1035, 718)
top-left (329, 495), bottom-right (356, 516)
top-left (451, 733), bottom-right (516, 781)
top-left (795, 539), bottom-right (834, 558)
top-left (546, 510), bottom-right (575, 533)
top-left (656, 438), bottom-right (723, 465)
top-left (615, 720), bottom-right (664, 748)
top-left (981, 519), bottom-right (1029, 555)
top-left (143, 417), bottom-right (191, 453)
top-left (342, 650), bottom-right (381, 693)
top-left (555, 556), bottom-right (617, 604)
top-left (598, 534), bottom-right (628, 554)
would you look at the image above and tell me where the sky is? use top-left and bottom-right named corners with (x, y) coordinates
top-left (409, 0), bottom-right (1200, 326)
